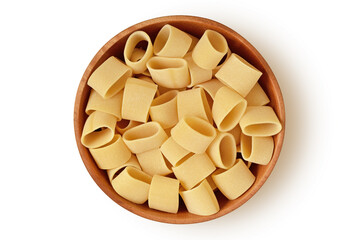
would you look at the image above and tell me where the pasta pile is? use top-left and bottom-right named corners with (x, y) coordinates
top-left (81, 24), bottom-right (282, 216)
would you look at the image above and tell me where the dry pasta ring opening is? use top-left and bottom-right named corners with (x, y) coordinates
top-left (240, 134), bottom-right (274, 165)
top-left (81, 111), bottom-right (117, 148)
top-left (147, 57), bottom-right (190, 88)
top-left (240, 133), bottom-right (252, 159)
top-left (106, 70), bottom-right (132, 98)
top-left (201, 88), bottom-right (213, 107)
top-left (213, 48), bottom-right (232, 75)
top-left (219, 101), bottom-right (247, 131)
top-left (111, 165), bottom-right (127, 180)
top-left (206, 30), bottom-right (228, 53)
top-left (124, 31), bottom-right (152, 63)
top-left (116, 120), bottom-right (141, 134)
top-left (149, 90), bottom-right (179, 129)
top-left (184, 116), bottom-right (215, 137)
top-left (123, 122), bottom-right (160, 141)
top-left (239, 106), bottom-right (282, 136)
top-left (107, 155), bottom-right (141, 181)
top-left (154, 25), bottom-right (171, 54)
top-left (216, 48), bottom-right (231, 66)
top-left (147, 57), bottom-right (186, 70)
top-left (199, 88), bottom-right (213, 123)
top-left (124, 31), bottom-right (153, 74)
top-left (243, 123), bottom-right (281, 136)
top-left (94, 127), bottom-right (105, 132)
top-left (134, 40), bottom-right (149, 51)
top-left (82, 128), bottom-right (113, 148)
top-left (110, 166), bottom-right (126, 181)
top-left (153, 24), bottom-right (192, 57)
top-left (173, 153), bottom-right (194, 167)
top-left (219, 134), bottom-right (236, 168)
top-left (129, 48), bottom-right (145, 62)
top-left (102, 133), bottom-right (120, 147)
top-left (151, 90), bottom-right (178, 106)
top-left (126, 166), bottom-right (152, 184)
top-left (207, 132), bottom-right (236, 169)
top-left (164, 158), bottom-right (173, 170)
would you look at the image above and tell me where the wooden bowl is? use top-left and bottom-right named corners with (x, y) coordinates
top-left (74, 15), bottom-right (285, 224)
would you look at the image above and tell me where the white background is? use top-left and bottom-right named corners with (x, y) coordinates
top-left (1, 0), bottom-right (359, 239)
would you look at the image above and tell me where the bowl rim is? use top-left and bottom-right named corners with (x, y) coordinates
top-left (74, 15), bottom-right (285, 224)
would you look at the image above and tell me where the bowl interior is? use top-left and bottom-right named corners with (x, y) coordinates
top-left (74, 15), bottom-right (285, 224)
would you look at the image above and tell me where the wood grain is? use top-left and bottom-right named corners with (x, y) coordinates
top-left (74, 15), bottom-right (285, 224)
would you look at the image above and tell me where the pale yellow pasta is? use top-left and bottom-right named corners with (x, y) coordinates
top-left (212, 86), bottom-right (247, 132)
top-left (122, 121), bottom-right (168, 154)
top-left (155, 83), bottom-right (187, 94)
top-left (245, 83), bottom-right (270, 106)
top-left (212, 48), bottom-right (231, 75)
top-left (239, 106), bottom-right (282, 136)
top-left (147, 56), bottom-right (190, 88)
top-left (228, 124), bottom-right (241, 147)
top-left (180, 179), bottom-right (219, 216)
top-left (87, 56), bottom-right (132, 99)
top-left (177, 88), bottom-right (212, 123)
top-left (192, 30), bottom-right (228, 70)
top-left (85, 89), bottom-right (123, 120)
top-left (81, 111), bottom-right (117, 149)
top-left (171, 116), bottom-right (216, 154)
top-left (206, 132), bottom-right (236, 169)
top-left (194, 78), bottom-right (225, 107)
top-left (247, 162), bottom-right (252, 168)
top-left (194, 78), bottom-right (225, 100)
top-left (122, 78), bottom-right (158, 122)
top-left (212, 160), bottom-right (255, 200)
top-left (135, 68), bottom-right (151, 77)
top-left (154, 24), bottom-right (192, 58)
top-left (215, 53), bottom-right (262, 97)
top-left (172, 153), bottom-right (216, 190)
top-left (137, 75), bottom-right (153, 83)
top-left (124, 31), bottom-right (153, 74)
top-left (111, 166), bottom-right (152, 204)
top-left (136, 148), bottom-right (172, 176)
top-left (137, 75), bottom-right (160, 97)
top-left (149, 90), bottom-right (178, 129)
top-left (148, 175), bottom-right (180, 213)
top-left (115, 119), bottom-right (142, 134)
top-left (89, 134), bottom-right (132, 170)
top-left (206, 175), bottom-right (217, 191)
top-left (164, 128), bottom-right (172, 137)
top-left (157, 85), bottom-right (172, 95)
top-left (141, 70), bottom-right (151, 77)
top-left (160, 137), bottom-right (190, 166)
top-left (130, 48), bottom-right (145, 61)
top-left (241, 132), bottom-right (274, 165)
top-left (183, 52), bottom-right (212, 87)
top-left (187, 34), bottom-right (199, 52)
top-left (107, 154), bottom-right (141, 181)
